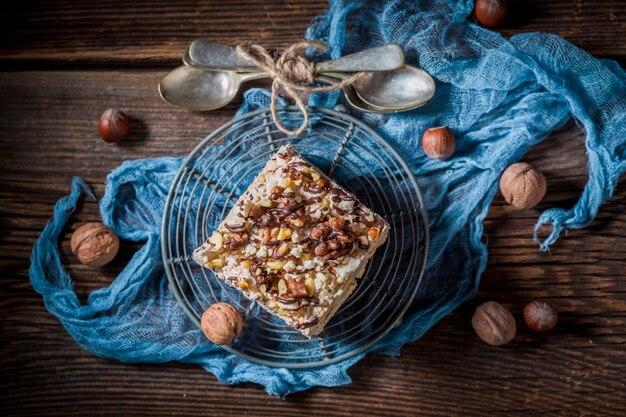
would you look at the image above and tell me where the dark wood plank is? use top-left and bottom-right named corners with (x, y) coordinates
top-left (0, 0), bottom-right (327, 66)
top-left (0, 0), bottom-right (624, 66)
top-left (1, 70), bottom-right (625, 416)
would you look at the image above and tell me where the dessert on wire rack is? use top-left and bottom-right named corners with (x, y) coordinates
top-left (162, 106), bottom-right (428, 368)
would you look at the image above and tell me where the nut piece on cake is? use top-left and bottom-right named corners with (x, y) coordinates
top-left (193, 145), bottom-right (389, 337)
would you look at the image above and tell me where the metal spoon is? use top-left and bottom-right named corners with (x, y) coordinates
top-left (315, 75), bottom-right (395, 113)
top-left (321, 65), bottom-right (435, 113)
top-left (161, 49), bottom-right (436, 112)
top-left (184, 39), bottom-right (405, 73)
top-left (352, 66), bottom-right (435, 110)
top-left (159, 65), bottom-right (436, 112)
top-left (158, 66), bottom-right (267, 111)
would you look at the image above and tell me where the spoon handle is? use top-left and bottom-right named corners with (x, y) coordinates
top-left (186, 39), bottom-right (404, 73)
top-left (187, 39), bottom-right (259, 72)
top-left (315, 44), bottom-right (404, 73)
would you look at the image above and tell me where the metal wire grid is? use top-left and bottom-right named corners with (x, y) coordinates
top-left (162, 106), bottom-right (429, 368)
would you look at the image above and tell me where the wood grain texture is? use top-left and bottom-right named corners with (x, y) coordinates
top-left (0, 0), bottom-right (624, 66)
top-left (1, 1), bottom-right (625, 416)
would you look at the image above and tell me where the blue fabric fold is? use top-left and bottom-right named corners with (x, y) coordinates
top-left (30, 0), bottom-right (625, 396)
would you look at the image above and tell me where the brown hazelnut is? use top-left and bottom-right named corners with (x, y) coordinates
top-left (70, 222), bottom-right (120, 267)
top-left (472, 301), bottom-right (516, 346)
top-left (99, 109), bottom-right (129, 143)
top-left (524, 300), bottom-right (557, 333)
top-left (474, 0), bottom-right (508, 28)
top-left (500, 162), bottom-right (547, 209)
top-left (422, 126), bottom-right (455, 160)
top-left (201, 302), bottom-right (244, 345)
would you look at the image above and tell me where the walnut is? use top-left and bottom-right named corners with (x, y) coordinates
top-left (314, 241), bottom-right (330, 257)
top-left (328, 217), bottom-right (346, 230)
top-left (288, 207), bottom-right (306, 228)
top-left (250, 259), bottom-right (272, 285)
top-left (285, 279), bottom-right (307, 298)
top-left (70, 222), bottom-right (119, 267)
top-left (327, 239), bottom-right (342, 251)
top-left (270, 186), bottom-right (285, 200)
top-left (310, 223), bottom-right (332, 240)
top-left (228, 231), bottom-right (249, 248)
top-left (311, 218), bottom-right (354, 259)
top-left (499, 162), bottom-right (547, 209)
top-left (201, 302), bottom-right (244, 345)
top-left (472, 301), bottom-right (516, 346)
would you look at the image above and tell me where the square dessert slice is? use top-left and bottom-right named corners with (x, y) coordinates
top-left (193, 145), bottom-right (389, 337)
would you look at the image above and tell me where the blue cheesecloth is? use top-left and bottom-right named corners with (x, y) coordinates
top-left (29, 0), bottom-right (626, 396)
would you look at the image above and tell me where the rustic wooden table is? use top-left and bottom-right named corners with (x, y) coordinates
top-left (1, 1), bottom-right (625, 416)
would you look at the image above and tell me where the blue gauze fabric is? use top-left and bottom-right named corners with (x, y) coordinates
top-left (30, 0), bottom-right (626, 396)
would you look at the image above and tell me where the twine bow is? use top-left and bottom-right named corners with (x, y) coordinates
top-left (235, 41), bottom-right (361, 136)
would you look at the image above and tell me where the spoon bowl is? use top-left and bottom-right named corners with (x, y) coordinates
top-left (353, 65), bottom-right (435, 109)
top-left (158, 66), bottom-right (266, 110)
top-left (319, 65), bottom-right (435, 113)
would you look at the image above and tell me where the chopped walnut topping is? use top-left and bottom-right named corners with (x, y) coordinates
top-left (328, 217), bottom-right (346, 230)
top-left (309, 217), bottom-right (355, 259)
top-left (310, 223), bottom-right (331, 240)
top-left (193, 145), bottom-right (389, 337)
top-left (285, 279), bottom-right (307, 299)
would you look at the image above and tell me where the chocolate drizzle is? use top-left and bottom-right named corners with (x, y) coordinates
top-left (353, 206), bottom-right (385, 228)
top-left (301, 196), bottom-right (322, 205)
top-left (224, 223), bottom-right (246, 233)
top-left (303, 184), bottom-right (325, 194)
top-left (329, 188), bottom-right (355, 202)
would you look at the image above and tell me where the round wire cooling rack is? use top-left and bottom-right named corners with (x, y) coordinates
top-left (162, 106), bottom-right (429, 369)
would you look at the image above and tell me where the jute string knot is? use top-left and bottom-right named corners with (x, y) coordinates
top-left (236, 41), bottom-right (361, 136)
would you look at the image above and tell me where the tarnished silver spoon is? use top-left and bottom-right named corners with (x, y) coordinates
top-left (159, 65), bottom-right (436, 112)
top-left (158, 66), bottom-right (435, 113)
top-left (352, 66), bottom-right (435, 110)
top-left (184, 39), bottom-right (405, 73)
top-left (158, 66), bottom-right (267, 111)
top-left (319, 66), bottom-right (435, 113)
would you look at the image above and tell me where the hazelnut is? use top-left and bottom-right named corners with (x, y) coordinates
top-left (500, 162), bottom-right (547, 209)
top-left (474, 0), bottom-right (508, 28)
top-left (523, 300), bottom-right (558, 333)
top-left (472, 301), bottom-right (516, 346)
top-left (422, 126), bottom-right (455, 160)
top-left (98, 109), bottom-right (130, 143)
top-left (70, 222), bottom-right (120, 267)
top-left (201, 302), bottom-right (244, 345)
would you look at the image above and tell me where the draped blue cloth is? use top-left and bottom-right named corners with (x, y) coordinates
top-left (29, 0), bottom-right (626, 396)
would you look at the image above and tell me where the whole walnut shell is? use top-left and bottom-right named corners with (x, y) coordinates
top-left (70, 222), bottom-right (120, 267)
top-left (201, 302), bottom-right (244, 345)
top-left (500, 162), bottom-right (547, 209)
top-left (472, 301), bottom-right (516, 346)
